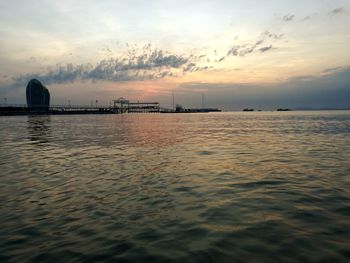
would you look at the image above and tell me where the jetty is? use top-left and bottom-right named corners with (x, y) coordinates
top-left (0, 102), bottom-right (161, 116)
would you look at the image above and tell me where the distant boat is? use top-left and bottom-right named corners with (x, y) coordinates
top-left (276, 108), bottom-right (292, 111)
top-left (185, 108), bottom-right (221, 113)
top-left (243, 108), bottom-right (254, 112)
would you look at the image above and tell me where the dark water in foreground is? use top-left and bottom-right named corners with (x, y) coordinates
top-left (0, 112), bottom-right (350, 262)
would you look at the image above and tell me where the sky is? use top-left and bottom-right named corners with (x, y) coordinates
top-left (0, 0), bottom-right (349, 110)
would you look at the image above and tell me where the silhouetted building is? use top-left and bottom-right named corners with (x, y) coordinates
top-left (26, 79), bottom-right (50, 109)
top-left (176, 104), bottom-right (184, 112)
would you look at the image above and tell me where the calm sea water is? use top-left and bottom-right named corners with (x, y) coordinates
top-left (0, 111), bottom-right (349, 262)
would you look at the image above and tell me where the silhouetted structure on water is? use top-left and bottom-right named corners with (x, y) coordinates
top-left (171, 104), bottom-right (221, 113)
top-left (26, 79), bottom-right (50, 110)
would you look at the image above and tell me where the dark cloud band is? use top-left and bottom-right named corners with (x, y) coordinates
top-left (13, 47), bottom-right (203, 86)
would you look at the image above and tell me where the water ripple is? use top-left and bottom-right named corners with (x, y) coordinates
top-left (1, 112), bottom-right (350, 262)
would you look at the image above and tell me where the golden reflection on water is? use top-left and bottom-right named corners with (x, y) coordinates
top-left (125, 114), bottom-right (185, 148)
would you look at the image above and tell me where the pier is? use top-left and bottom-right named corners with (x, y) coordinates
top-left (1, 97), bottom-right (221, 116)
top-left (0, 100), bottom-right (161, 116)
top-left (113, 98), bottom-right (160, 113)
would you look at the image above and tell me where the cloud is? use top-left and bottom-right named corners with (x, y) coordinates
top-left (225, 31), bottom-right (280, 58)
top-left (227, 45), bottom-right (250, 57)
top-left (5, 30), bottom-right (283, 90)
top-left (11, 46), bottom-right (204, 87)
top-left (258, 45), bottom-right (273, 53)
top-left (226, 40), bottom-right (263, 57)
top-left (330, 7), bottom-right (346, 15)
top-left (263, 31), bottom-right (283, 40)
top-left (322, 66), bottom-right (350, 74)
top-left (301, 16), bottom-right (311, 21)
top-left (300, 12), bottom-right (319, 22)
top-left (177, 66), bottom-right (350, 110)
top-left (282, 14), bottom-right (295, 22)
top-left (227, 45), bottom-right (256, 56)
top-left (217, 56), bottom-right (225, 62)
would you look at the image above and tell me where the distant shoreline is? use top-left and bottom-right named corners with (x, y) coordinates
top-left (1, 107), bottom-right (349, 116)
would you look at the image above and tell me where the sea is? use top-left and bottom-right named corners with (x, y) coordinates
top-left (0, 111), bottom-right (349, 263)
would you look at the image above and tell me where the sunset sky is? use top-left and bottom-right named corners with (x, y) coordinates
top-left (0, 0), bottom-right (349, 109)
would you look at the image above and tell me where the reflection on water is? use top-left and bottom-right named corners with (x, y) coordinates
top-left (27, 115), bottom-right (51, 144)
top-left (0, 112), bottom-right (350, 262)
